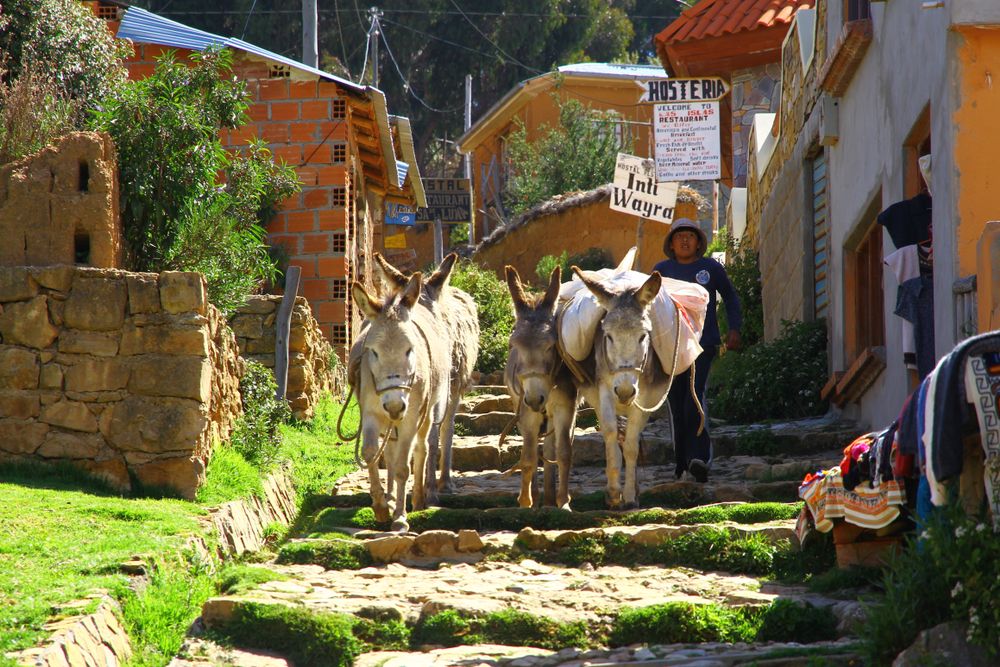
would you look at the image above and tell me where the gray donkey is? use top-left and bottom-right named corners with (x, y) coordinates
top-left (350, 273), bottom-right (450, 531)
top-left (504, 265), bottom-right (578, 509)
top-left (373, 252), bottom-right (480, 503)
top-left (569, 267), bottom-right (671, 509)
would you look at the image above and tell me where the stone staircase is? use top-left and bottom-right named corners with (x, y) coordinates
top-left (173, 385), bottom-right (872, 667)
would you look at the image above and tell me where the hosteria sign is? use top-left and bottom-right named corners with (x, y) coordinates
top-left (609, 153), bottom-right (679, 223)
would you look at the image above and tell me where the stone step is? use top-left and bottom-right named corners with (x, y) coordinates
top-left (455, 411), bottom-right (517, 436)
top-left (460, 394), bottom-right (516, 414)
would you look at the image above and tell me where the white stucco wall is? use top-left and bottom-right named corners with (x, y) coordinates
top-left (824, 1), bottom-right (952, 427)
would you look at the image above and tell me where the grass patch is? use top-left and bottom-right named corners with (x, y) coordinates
top-left (0, 461), bottom-right (209, 657)
top-left (217, 564), bottom-right (291, 595)
top-left (806, 564), bottom-right (882, 595)
top-left (280, 394), bottom-right (361, 502)
top-left (197, 445), bottom-right (264, 506)
top-left (411, 608), bottom-right (594, 651)
top-left (276, 539), bottom-right (373, 570)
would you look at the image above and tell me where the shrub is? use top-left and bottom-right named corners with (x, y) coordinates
top-left (231, 361), bottom-right (291, 469)
top-left (224, 603), bottom-right (362, 667)
top-left (610, 602), bottom-right (758, 646)
top-left (719, 235), bottom-right (763, 347)
top-left (0, 67), bottom-right (80, 165)
top-left (708, 319), bottom-right (828, 423)
top-left (755, 598), bottom-right (838, 643)
top-left (503, 95), bottom-right (633, 216)
top-left (567, 246), bottom-right (615, 272)
top-left (449, 259), bottom-right (514, 374)
top-left (535, 252), bottom-right (568, 287)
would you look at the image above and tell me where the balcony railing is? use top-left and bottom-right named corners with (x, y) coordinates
top-left (954, 275), bottom-right (978, 342)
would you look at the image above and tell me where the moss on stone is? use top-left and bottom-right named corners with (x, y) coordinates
top-left (276, 539), bottom-right (373, 570)
top-left (411, 608), bottom-right (596, 650)
top-left (216, 565), bottom-right (290, 595)
top-left (221, 602), bottom-right (362, 667)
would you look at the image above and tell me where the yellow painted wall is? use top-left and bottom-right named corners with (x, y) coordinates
top-left (954, 27), bottom-right (1000, 276)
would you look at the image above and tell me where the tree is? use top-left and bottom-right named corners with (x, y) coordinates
top-left (90, 48), bottom-right (299, 314)
top-left (503, 96), bottom-right (634, 215)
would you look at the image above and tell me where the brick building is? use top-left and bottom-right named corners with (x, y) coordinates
top-left (87, 2), bottom-right (425, 356)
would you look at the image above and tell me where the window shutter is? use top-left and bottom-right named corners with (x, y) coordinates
top-left (812, 153), bottom-right (829, 319)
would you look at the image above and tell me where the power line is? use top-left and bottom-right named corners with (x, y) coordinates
top-left (154, 8), bottom-right (685, 19)
top-left (377, 17), bottom-right (462, 114)
top-left (379, 16), bottom-right (526, 66)
top-left (239, 0), bottom-right (258, 39)
top-left (446, 0), bottom-right (542, 74)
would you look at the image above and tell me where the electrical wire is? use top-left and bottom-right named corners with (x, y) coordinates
top-left (239, 0), bottom-right (258, 40)
top-left (377, 17), bottom-right (463, 114)
top-left (358, 12), bottom-right (373, 86)
top-left (447, 0), bottom-right (543, 75)
top-left (333, 0), bottom-right (352, 79)
top-left (379, 16), bottom-right (523, 65)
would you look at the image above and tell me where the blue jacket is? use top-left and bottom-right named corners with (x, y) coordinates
top-left (651, 256), bottom-right (741, 347)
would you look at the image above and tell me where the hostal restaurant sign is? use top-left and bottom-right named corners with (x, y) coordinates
top-left (610, 153), bottom-right (679, 223)
top-left (416, 178), bottom-right (472, 225)
top-left (653, 101), bottom-right (721, 182)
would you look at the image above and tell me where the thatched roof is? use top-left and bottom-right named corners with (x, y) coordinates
top-left (473, 184), bottom-right (708, 254)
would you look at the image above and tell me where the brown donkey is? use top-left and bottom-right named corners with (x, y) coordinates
top-left (373, 252), bottom-right (480, 503)
top-left (504, 266), bottom-right (579, 508)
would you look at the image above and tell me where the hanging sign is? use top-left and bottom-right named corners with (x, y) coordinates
top-left (416, 178), bottom-right (472, 225)
top-left (637, 77), bottom-right (730, 103)
top-left (384, 233), bottom-right (408, 249)
top-left (385, 202), bottom-right (416, 226)
top-left (609, 153), bottom-right (679, 223)
top-left (653, 101), bottom-right (722, 182)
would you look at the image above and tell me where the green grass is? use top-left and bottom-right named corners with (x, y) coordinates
top-left (0, 461), bottom-right (209, 658)
top-left (197, 444), bottom-right (265, 506)
top-left (280, 394), bottom-right (361, 502)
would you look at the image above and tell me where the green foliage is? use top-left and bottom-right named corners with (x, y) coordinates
top-left (718, 235), bottom-right (763, 347)
top-left (756, 598), bottom-right (838, 643)
top-left (860, 505), bottom-right (1000, 664)
top-left (709, 319), bottom-right (829, 423)
top-left (231, 361), bottom-right (291, 470)
top-left (0, 0), bottom-right (128, 115)
top-left (217, 565), bottom-right (290, 595)
top-left (449, 222), bottom-right (470, 247)
top-left (411, 609), bottom-right (471, 647)
top-left (568, 246), bottom-right (615, 272)
top-left (120, 560), bottom-right (217, 667)
top-left (504, 95), bottom-right (633, 215)
top-left (0, 66), bottom-right (79, 165)
top-left (224, 603), bottom-right (363, 667)
top-left (610, 602), bottom-right (759, 646)
top-left (279, 394), bottom-right (361, 503)
top-left (807, 565), bottom-right (882, 595)
top-left (197, 444), bottom-right (265, 505)
top-left (90, 48), bottom-right (297, 312)
top-left (706, 226), bottom-right (729, 255)
top-left (412, 609), bottom-right (591, 651)
top-left (277, 539), bottom-right (373, 570)
top-left (353, 617), bottom-right (410, 651)
top-left (536, 251), bottom-right (569, 287)
top-left (449, 259), bottom-right (514, 373)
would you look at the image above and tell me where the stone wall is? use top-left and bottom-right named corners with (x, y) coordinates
top-left (731, 63), bottom-right (782, 188)
top-left (231, 295), bottom-right (339, 420)
top-left (0, 132), bottom-right (122, 268)
top-left (0, 266), bottom-right (242, 499)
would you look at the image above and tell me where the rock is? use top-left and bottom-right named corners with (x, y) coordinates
top-left (893, 621), bottom-right (993, 667)
top-left (0, 267), bottom-right (38, 301)
top-left (0, 296), bottom-right (59, 349)
top-left (64, 357), bottom-right (130, 393)
top-left (128, 355), bottom-right (211, 401)
top-left (412, 530), bottom-right (459, 558)
top-left (366, 535), bottom-right (415, 563)
top-left (0, 418), bottom-right (49, 455)
top-left (131, 456), bottom-right (205, 500)
top-left (451, 441), bottom-right (501, 471)
top-left (454, 411), bottom-right (516, 436)
top-left (0, 392), bottom-right (40, 420)
top-left (64, 275), bottom-right (128, 331)
top-left (39, 399), bottom-right (99, 432)
top-left (456, 529), bottom-right (484, 552)
top-left (159, 271), bottom-right (207, 315)
top-left (126, 274), bottom-right (161, 314)
top-left (58, 329), bottom-right (121, 356)
top-left (120, 323), bottom-right (210, 356)
top-left (0, 347), bottom-right (39, 389)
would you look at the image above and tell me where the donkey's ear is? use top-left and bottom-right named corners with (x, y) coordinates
top-left (352, 282), bottom-right (382, 319)
top-left (400, 272), bottom-right (423, 310)
top-left (374, 252), bottom-right (408, 292)
top-left (572, 265), bottom-right (614, 308)
top-left (541, 265), bottom-right (562, 314)
top-left (505, 265), bottom-right (530, 313)
top-left (636, 271), bottom-right (662, 309)
top-left (425, 252), bottom-right (458, 296)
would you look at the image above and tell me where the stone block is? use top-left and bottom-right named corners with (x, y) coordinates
top-left (0, 419), bottom-right (49, 454)
top-left (451, 441), bottom-right (501, 471)
top-left (0, 267), bottom-right (38, 301)
top-left (0, 392), bottom-right (40, 419)
top-left (108, 396), bottom-right (208, 453)
top-left (64, 276), bottom-right (127, 331)
top-left (58, 329), bottom-right (120, 357)
top-left (239, 297), bottom-right (277, 315)
top-left (119, 323), bottom-right (209, 356)
top-left (0, 295), bottom-right (59, 349)
top-left (289, 327), bottom-right (307, 352)
top-left (132, 455), bottom-right (205, 499)
top-left (129, 355), bottom-right (211, 401)
top-left (286, 364), bottom-right (307, 393)
top-left (366, 535), bottom-right (416, 563)
top-left (39, 363), bottom-right (64, 390)
top-left (40, 399), bottom-right (99, 432)
top-left (64, 358), bottom-right (129, 392)
top-left (230, 314), bottom-right (264, 339)
top-left (126, 274), bottom-right (161, 314)
top-left (0, 346), bottom-right (39, 389)
top-left (37, 430), bottom-right (103, 458)
top-left (245, 334), bottom-right (276, 354)
top-left (456, 529), bottom-right (484, 552)
top-left (159, 271), bottom-right (207, 315)
top-left (46, 296), bottom-right (64, 327)
top-left (412, 530), bottom-right (459, 558)
top-left (30, 266), bottom-right (74, 292)
top-left (454, 411), bottom-right (516, 436)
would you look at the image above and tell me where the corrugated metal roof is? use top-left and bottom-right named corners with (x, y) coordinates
top-left (396, 161), bottom-right (409, 187)
top-left (657, 0), bottom-right (814, 44)
top-left (557, 63), bottom-right (666, 79)
top-left (117, 6), bottom-right (365, 93)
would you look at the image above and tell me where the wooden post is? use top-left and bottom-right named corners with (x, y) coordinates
top-left (433, 218), bottom-right (444, 264)
top-left (275, 265), bottom-right (302, 401)
top-left (636, 218), bottom-right (646, 271)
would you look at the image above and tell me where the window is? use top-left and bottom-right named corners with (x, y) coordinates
top-left (845, 0), bottom-right (871, 21)
top-left (844, 213), bottom-right (885, 363)
top-left (269, 64), bottom-right (291, 79)
top-left (332, 323), bottom-right (348, 347)
top-left (331, 142), bottom-right (347, 164)
top-left (903, 107), bottom-right (931, 199)
top-left (331, 278), bottom-right (347, 300)
top-left (96, 4), bottom-right (120, 20)
top-left (78, 161), bottom-right (90, 192)
top-left (331, 186), bottom-right (347, 208)
top-left (74, 233), bottom-right (91, 265)
top-left (808, 150), bottom-right (829, 320)
top-left (332, 98), bottom-right (347, 119)
top-left (332, 233), bottom-right (347, 254)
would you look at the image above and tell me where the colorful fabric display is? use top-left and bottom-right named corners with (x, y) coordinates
top-left (799, 467), bottom-right (907, 532)
top-left (964, 351), bottom-right (1000, 528)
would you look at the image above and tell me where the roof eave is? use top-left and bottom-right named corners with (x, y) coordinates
top-left (391, 116), bottom-right (427, 208)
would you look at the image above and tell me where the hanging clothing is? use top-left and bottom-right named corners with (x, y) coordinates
top-left (964, 351), bottom-right (1000, 528)
top-left (877, 191), bottom-right (932, 250)
top-left (895, 275), bottom-right (935, 379)
top-left (885, 246), bottom-right (920, 371)
top-left (799, 467), bottom-right (907, 532)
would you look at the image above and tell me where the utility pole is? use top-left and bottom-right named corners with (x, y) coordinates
top-left (465, 74), bottom-right (473, 246)
top-left (368, 7), bottom-right (382, 88)
top-left (302, 0), bottom-right (318, 68)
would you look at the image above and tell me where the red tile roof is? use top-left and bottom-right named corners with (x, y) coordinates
top-left (657, 0), bottom-right (814, 44)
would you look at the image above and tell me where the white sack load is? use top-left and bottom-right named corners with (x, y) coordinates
top-left (558, 249), bottom-right (709, 376)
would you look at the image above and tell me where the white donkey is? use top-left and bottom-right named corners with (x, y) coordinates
top-left (350, 273), bottom-right (450, 531)
top-left (569, 267), bottom-right (671, 509)
top-left (373, 252), bottom-right (480, 503)
top-left (503, 265), bottom-right (578, 509)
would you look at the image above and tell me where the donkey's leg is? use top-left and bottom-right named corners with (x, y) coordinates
top-left (551, 391), bottom-right (578, 510)
top-left (437, 386), bottom-right (461, 494)
top-left (517, 409), bottom-right (544, 508)
top-left (411, 418), bottom-right (431, 512)
top-left (596, 386), bottom-right (624, 509)
top-left (424, 420), bottom-right (440, 507)
top-left (622, 407), bottom-right (651, 509)
top-left (387, 423), bottom-right (416, 533)
top-left (362, 419), bottom-right (390, 524)
top-left (541, 429), bottom-right (557, 508)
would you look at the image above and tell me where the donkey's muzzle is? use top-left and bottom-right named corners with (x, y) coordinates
top-left (524, 392), bottom-right (547, 412)
top-left (614, 382), bottom-right (637, 405)
top-left (382, 395), bottom-right (408, 420)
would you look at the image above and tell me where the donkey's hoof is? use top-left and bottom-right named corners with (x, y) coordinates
top-left (622, 500), bottom-right (639, 511)
top-left (390, 517), bottom-right (410, 533)
top-left (604, 490), bottom-right (624, 510)
top-left (437, 479), bottom-right (455, 494)
top-left (373, 504), bottom-right (391, 524)
top-left (422, 491), bottom-right (439, 508)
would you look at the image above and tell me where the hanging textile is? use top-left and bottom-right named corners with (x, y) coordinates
top-left (964, 352), bottom-right (1000, 527)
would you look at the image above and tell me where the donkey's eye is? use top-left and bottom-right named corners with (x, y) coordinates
top-left (606, 335), bottom-right (614, 345)
top-left (406, 347), bottom-right (414, 357)
top-left (370, 349), bottom-right (379, 361)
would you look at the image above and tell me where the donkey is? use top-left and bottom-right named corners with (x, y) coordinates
top-left (569, 267), bottom-right (671, 509)
top-left (504, 265), bottom-right (578, 509)
top-left (350, 273), bottom-right (450, 532)
top-left (373, 252), bottom-right (480, 502)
